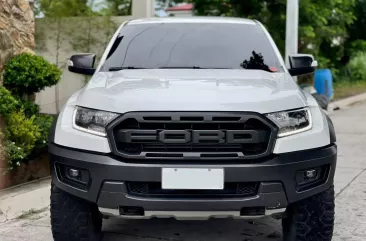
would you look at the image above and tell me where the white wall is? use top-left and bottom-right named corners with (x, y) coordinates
top-left (35, 16), bottom-right (133, 114)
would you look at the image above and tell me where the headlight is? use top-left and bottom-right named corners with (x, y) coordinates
top-left (266, 108), bottom-right (312, 137)
top-left (73, 107), bottom-right (118, 136)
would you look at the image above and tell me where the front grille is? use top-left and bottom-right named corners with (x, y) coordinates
top-left (127, 182), bottom-right (259, 198)
top-left (107, 112), bottom-right (277, 160)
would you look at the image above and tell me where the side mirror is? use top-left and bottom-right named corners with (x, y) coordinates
top-left (288, 54), bottom-right (318, 76)
top-left (68, 53), bottom-right (96, 75)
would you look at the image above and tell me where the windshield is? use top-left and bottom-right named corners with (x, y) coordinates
top-left (102, 22), bottom-right (283, 72)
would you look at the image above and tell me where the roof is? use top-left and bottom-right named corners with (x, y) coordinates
top-left (128, 17), bottom-right (257, 25)
top-left (166, 3), bottom-right (194, 12)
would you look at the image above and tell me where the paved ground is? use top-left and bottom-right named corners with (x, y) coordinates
top-left (1, 102), bottom-right (366, 241)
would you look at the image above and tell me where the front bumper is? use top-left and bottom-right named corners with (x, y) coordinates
top-left (49, 143), bottom-right (337, 218)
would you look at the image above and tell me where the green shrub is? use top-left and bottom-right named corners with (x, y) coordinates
top-left (5, 111), bottom-right (40, 159)
top-left (17, 98), bottom-right (40, 118)
top-left (349, 40), bottom-right (366, 57)
top-left (34, 114), bottom-right (55, 149)
top-left (1, 55), bottom-right (60, 172)
top-left (0, 86), bottom-right (18, 117)
top-left (347, 52), bottom-right (366, 82)
top-left (3, 53), bottom-right (62, 95)
top-left (3, 141), bottom-right (28, 171)
top-left (0, 87), bottom-right (39, 118)
top-left (1, 112), bottom-right (54, 171)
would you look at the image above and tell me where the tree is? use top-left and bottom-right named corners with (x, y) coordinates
top-left (191, 0), bottom-right (356, 69)
top-left (344, 0), bottom-right (366, 59)
top-left (101, 0), bottom-right (132, 16)
top-left (298, 0), bottom-right (355, 69)
top-left (34, 0), bottom-right (96, 17)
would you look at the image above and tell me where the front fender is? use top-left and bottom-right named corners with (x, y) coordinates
top-left (51, 91), bottom-right (111, 153)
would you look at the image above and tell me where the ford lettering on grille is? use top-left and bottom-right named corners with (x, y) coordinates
top-left (107, 112), bottom-right (277, 160)
top-left (118, 130), bottom-right (266, 144)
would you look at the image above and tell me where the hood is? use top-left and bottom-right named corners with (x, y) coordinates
top-left (75, 69), bottom-right (307, 114)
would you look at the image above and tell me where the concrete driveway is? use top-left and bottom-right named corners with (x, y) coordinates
top-left (1, 101), bottom-right (366, 241)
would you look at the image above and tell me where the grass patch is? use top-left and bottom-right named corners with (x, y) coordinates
top-left (333, 81), bottom-right (366, 101)
top-left (17, 207), bottom-right (48, 219)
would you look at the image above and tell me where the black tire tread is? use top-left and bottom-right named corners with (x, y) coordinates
top-left (50, 182), bottom-right (102, 241)
top-left (283, 185), bottom-right (335, 241)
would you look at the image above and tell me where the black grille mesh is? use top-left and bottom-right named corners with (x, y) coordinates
top-left (127, 182), bottom-right (259, 198)
top-left (108, 112), bottom-right (276, 160)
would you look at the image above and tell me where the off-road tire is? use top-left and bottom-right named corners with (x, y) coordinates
top-left (50, 182), bottom-right (102, 241)
top-left (282, 185), bottom-right (335, 241)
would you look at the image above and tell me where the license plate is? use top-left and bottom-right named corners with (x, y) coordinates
top-left (162, 168), bottom-right (224, 190)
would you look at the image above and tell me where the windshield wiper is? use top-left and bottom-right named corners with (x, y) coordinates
top-left (108, 66), bottom-right (146, 71)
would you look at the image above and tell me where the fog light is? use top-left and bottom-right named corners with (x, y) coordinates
top-left (296, 165), bottom-right (330, 191)
top-left (305, 169), bottom-right (317, 179)
top-left (68, 168), bottom-right (81, 178)
top-left (57, 164), bottom-right (90, 187)
top-left (296, 167), bottom-right (322, 187)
